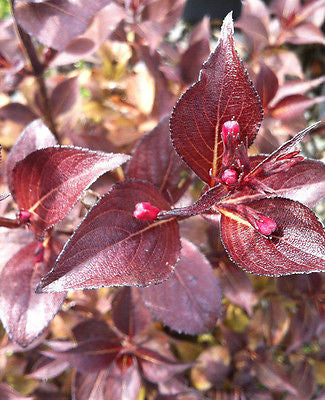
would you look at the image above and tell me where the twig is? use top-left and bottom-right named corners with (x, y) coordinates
top-left (9, 0), bottom-right (60, 142)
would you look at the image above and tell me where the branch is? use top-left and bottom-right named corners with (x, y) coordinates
top-left (9, 0), bottom-right (60, 142)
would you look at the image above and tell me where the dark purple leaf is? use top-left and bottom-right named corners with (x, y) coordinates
top-left (51, 77), bottom-right (79, 117)
top-left (14, 0), bottom-right (110, 50)
top-left (190, 345), bottom-right (230, 389)
top-left (72, 370), bottom-right (109, 400)
top-left (126, 116), bottom-right (192, 204)
top-left (276, 273), bottom-right (323, 298)
top-left (112, 287), bottom-right (151, 337)
top-left (5, 119), bottom-right (57, 194)
top-left (171, 12), bottom-right (263, 185)
top-left (159, 184), bottom-right (228, 218)
top-left (246, 156), bottom-right (325, 208)
top-left (72, 318), bottom-right (116, 343)
top-left (255, 359), bottom-right (297, 395)
top-left (220, 197), bottom-right (325, 276)
top-left (0, 103), bottom-right (37, 125)
top-left (255, 63), bottom-right (278, 108)
top-left (140, 238), bottom-right (221, 334)
top-left (270, 95), bottom-right (325, 120)
top-left (180, 17), bottom-right (210, 85)
top-left (286, 360), bottom-right (315, 400)
top-left (216, 261), bottom-right (256, 315)
top-left (104, 360), bottom-right (141, 400)
top-left (12, 146), bottom-right (130, 237)
top-left (0, 239), bottom-right (65, 346)
top-left (28, 355), bottom-right (69, 379)
top-left (136, 347), bottom-right (191, 383)
top-left (37, 180), bottom-right (180, 292)
top-left (43, 339), bottom-right (122, 373)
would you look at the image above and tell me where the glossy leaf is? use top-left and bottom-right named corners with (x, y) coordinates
top-left (5, 119), bottom-right (57, 194)
top-left (112, 287), bottom-right (151, 337)
top-left (0, 239), bottom-right (65, 346)
top-left (220, 197), bottom-right (325, 276)
top-left (171, 12), bottom-right (263, 185)
top-left (37, 180), bottom-right (180, 292)
top-left (12, 146), bottom-right (130, 237)
top-left (126, 116), bottom-right (192, 204)
top-left (14, 0), bottom-right (110, 50)
top-left (140, 238), bottom-right (222, 334)
top-left (43, 339), bottom-right (122, 373)
top-left (51, 77), bottom-right (79, 117)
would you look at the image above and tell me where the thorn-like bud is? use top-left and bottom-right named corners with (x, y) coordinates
top-left (18, 210), bottom-right (31, 224)
top-left (134, 202), bottom-right (160, 221)
top-left (221, 168), bottom-right (238, 185)
top-left (222, 120), bottom-right (240, 145)
top-left (34, 243), bottom-right (45, 263)
top-left (255, 215), bottom-right (277, 236)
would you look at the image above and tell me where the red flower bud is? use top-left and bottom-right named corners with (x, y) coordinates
top-left (255, 215), bottom-right (277, 236)
top-left (18, 210), bottom-right (31, 224)
top-left (221, 168), bottom-right (238, 185)
top-left (222, 120), bottom-right (240, 145)
top-left (34, 243), bottom-right (45, 263)
top-left (134, 202), bottom-right (160, 221)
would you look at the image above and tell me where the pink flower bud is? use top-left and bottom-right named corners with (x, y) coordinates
top-left (222, 120), bottom-right (240, 144)
top-left (34, 243), bottom-right (45, 263)
top-left (134, 202), bottom-right (160, 221)
top-left (221, 168), bottom-right (238, 185)
top-left (18, 210), bottom-right (31, 224)
top-left (255, 215), bottom-right (277, 236)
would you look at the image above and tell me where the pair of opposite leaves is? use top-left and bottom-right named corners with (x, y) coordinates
top-left (10, 13), bottom-right (325, 295)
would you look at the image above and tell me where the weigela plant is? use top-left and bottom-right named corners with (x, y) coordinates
top-left (0, 9), bottom-right (324, 384)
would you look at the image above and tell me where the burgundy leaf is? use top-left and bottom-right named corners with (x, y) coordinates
top-left (5, 119), bottom-right (57, 194)
top-left (0, 382), bottom-right (34, 400)
top-left (159, 184), bottom-right (228, 218)
top-left (180, 16), bottom-right (211, 85)
top-left (28, 355), bottom-right (69, 379)
top-left (171, 12), bottom-right (263, 185)
top-left (140, 238), bottom-right (221, 334)
top-left (112, 287), bottom-right (151, 337)
top-left (255, 63), bottom-right (278, 109)
top-left (285, 23), bottom-right (325, 46)
top-left (270, 95), bottom-right (325, 120)
top-left (234, 156), bottom-right (325, 208)
top-left (12, 146), bottom-right (130, 237)
top-left (37, 180), bottom-right (180, 292)
top-left (286, 360), bottom-right (315, 400)
top-left (52, 3), bottom-right (127, 66)
top-left (126, 116), bottom-right (192, 204)
top-left (220, 197), bottom-right (325, 276)
top-left (14, 0), bottom-right (110, 50)
top-left (248, 122), bottom-right (321, 180)
top-left (0, 239), bottom-right (65, 346)
top-left (0, 103), bottom-right (37, 125)
top-left (136, 347), bottom-right (191, 383)
top-left (72, 370), bottom-right (109, 400)
top-left (72, 318), bottom-right (116, 343)
top-left (270, 76), bottom-right (325, 105)
top-left (104, 360), bottom-right (141, 400)
top-left (51, 76), bottom-right (79, 117)
top-left (43, 339), bottom-right (122, 373)
top-left (275, 273), bottom-right (323, 298)
top-left (216, 261), bottom-right (256, 315)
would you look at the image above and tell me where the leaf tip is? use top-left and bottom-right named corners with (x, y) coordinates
top-left (221, 11), bottom-right (234, 40)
